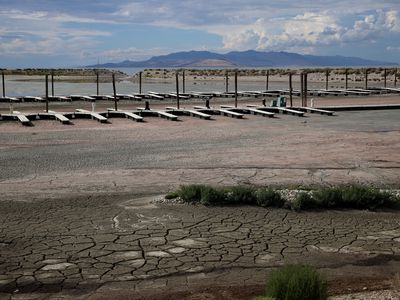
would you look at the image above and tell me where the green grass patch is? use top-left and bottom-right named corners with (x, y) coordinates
top-left (167, 184), bottom-right (400, 211)
top-left (266, 264), bottom-right (327, 300)
top-left (312, 185), bottom-right (400, 211)
top-left (256, 188), bottom-right (285, 208)
top-left (292, 192), bottom-right (317, 212)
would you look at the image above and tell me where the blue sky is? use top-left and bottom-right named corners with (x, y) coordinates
top-left (1, 0), bottom-right (400, 67)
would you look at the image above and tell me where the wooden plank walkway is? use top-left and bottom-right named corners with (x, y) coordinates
top-left (293, 107), bottom-right (334, 116)
top-left (90, 95), bottom-right (114, 101)
top-left (42, 111), bottom-right (71, 124)
top-left (4, 111), bottom-right (33, 126)
top-left (247, 105), bottom-right (304, 117)
top-left (165, 107), bottom-right (211, 120)
top-left (147, 92), bottom-right (164, 100)
top-left (70, 95), bottom-right (96, 101)
top-left (0, 97), bottom-right (19, 102)
top-left (218, 109), bottom-right (244, 119)
top-left (106, 108), bottom-right (144, 122)
top-left (137, 107), bottom-right (178, 121)
top-left (21, 96), bottom-right (44, 102)
top-left (220, 105), bottom-right (274, 118)
top-left (75, 109), bottom-right (108, 123)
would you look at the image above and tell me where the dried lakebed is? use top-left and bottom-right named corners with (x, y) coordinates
top-left (0, 195), bottom-right (400, 299)
top-left (0, 108), bottom-right (399, 299)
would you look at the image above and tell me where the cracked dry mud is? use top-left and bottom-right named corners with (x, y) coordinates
top-left (0, 196), bottom-right (400, 300)
top-left (0, 107), bottom-right (400, 299)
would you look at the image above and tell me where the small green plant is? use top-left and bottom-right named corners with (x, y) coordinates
top-left (256, 189), bottom-right (285, 208)
top-left (313, 187), bottom-right (342, 208)
top-left (266, 264), bottom-right (327, 300)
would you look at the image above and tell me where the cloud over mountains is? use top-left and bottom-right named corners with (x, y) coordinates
top-left (0, 1), bottom-right (399, 67)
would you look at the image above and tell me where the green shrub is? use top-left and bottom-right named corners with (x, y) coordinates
top-left (256, 189), bottom-right (285, 208)
top-left (266, 264), bottom-right (327, 300)
top-left (200, 186), bottom-right (226, 205)
top-left (291, 192), bottom-right (317, 211)
top-left (313, 185), bottom-right (399, 210)
top-left (178, 184), bottom-right (205, 202)
top-left (341, 185), bottom-right (389, 210)
top-left (226, 186), bottom-right (257, 205)
top-left (165, 191), bottom-right (180, 199)
top-left (313, 187), bottom-right (342, 208)
top-left (171, 184), bottom-right (400, 211)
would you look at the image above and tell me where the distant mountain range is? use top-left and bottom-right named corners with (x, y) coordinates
top-left (88, 50), bottom-right (397, 68)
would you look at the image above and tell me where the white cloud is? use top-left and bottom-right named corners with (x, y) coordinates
top-left (218, 9), bottom-right (400, 52)
top-left (0, 9), bottom-right (112, 57)
top-left (1, 1), bottom-right (400, 63)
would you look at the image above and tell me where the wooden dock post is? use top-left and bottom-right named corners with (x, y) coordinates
top-left (304, 72), bottom-right (308, 107)
top-left (225, 71), bottom-right (229, 93)
top-left (139, 71), bottom-right (142, 94)
top-left (325, 69), bottom-right (329, 90)
top-left (345, 69), bottom-right (348, 90)
top-left (2, 71), bottom-right (5, 98)
top-left (300, 72), bottom-right (304, 106)
top-left (266, 69), bottom-right (269, 91)
top-left (96, 71), bottom-right (99, 96)
top-left (176, 71), bottom-right (180, 109)
top-left (51, 71), bottom-right (54, 97)
top-left (289, 73), bottom-right (293, 107)
top-left (112, 73), bottom-right (117, 111)
top-left (384, 68), bottom-right (387, 88)
top-left (365, 69), bottom-right (368, 89)
top-left (182, 70), bottom-right (185, 94)
top-left (45, 74), bottom-right (49, 113)
top-left (234, 71), bottom-right (238, 108)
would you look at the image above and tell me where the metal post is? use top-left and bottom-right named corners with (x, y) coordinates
top-left (139, 71), bottom-right (142, 94)
top-left (45, 74), bottom-right (49, 113)
top-left (182, 70), bottom-right (185, 94)
top-left (234, 71), bottom-right (238, 108)
top-left (175, 72), bottom-right (180, 109)
top-left (384, 69), bottom-right (387, 88)
top-left (112, 73), bottom-right (117, 111)
top-left (266, 70), bottom-right (269, 91)
top-left (289, 73), bottom-right (293, 107)
top-left (2, 72), bottom-right (5, 98)
top-left (96, 71), bottom-right (99, 96)
top-left (51, 71), bottom-right (54, 97)
top-left (304, 73), bottom-right (308, 107)
top-left (345, 69), bottom-right (348, 90)
top-left (325, 69), bottom-right (329, 90)
top-left (225, 71), bottom-right (229, 93)
top-left (300, 73), bottom-right (304, 106)
top-left (365, 69), bottom-right (368, 89)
